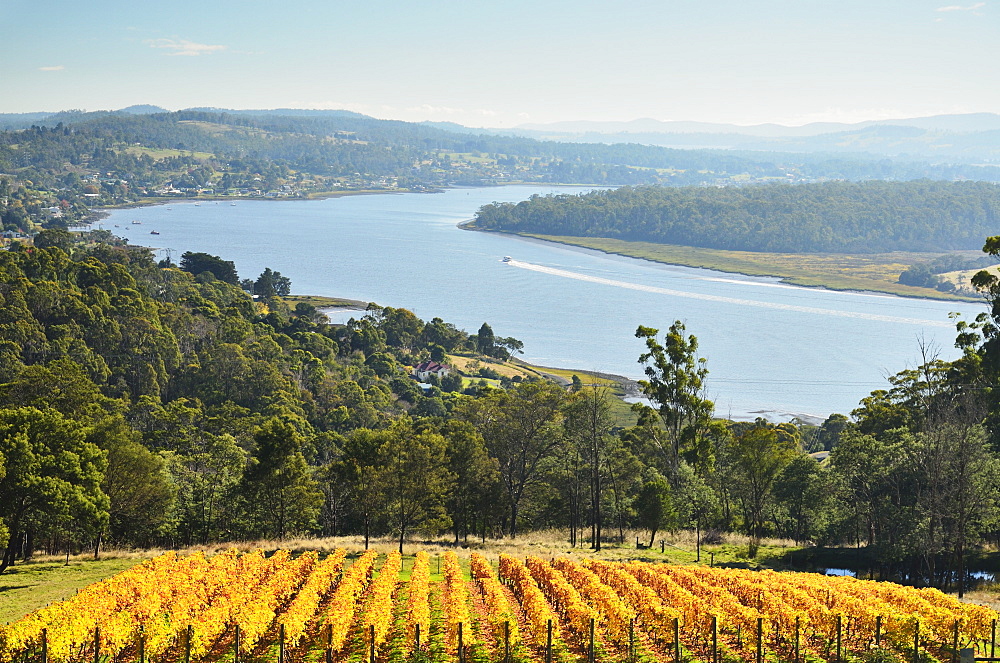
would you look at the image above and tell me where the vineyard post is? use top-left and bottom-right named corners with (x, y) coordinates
top-left (674, 617), bottom-right (681, 663)
top-left (504, 621), bottom-right (511, 663)
top-left (415, 623), bottom-right (420, 652)
top-left (837, 615), bottom-right (843, 663)
top-left (235, 624), bottom-right (241, 663)
top-left (589, 617), bottom-right (596, 663)
top-left (629, 618), bottom-right (635, 663)
top-left (914, 621), bottom-right (921, 663)
top-left (138, 626), bottom-right (145, 663)
top-left (661, 541), bottom-right (665, 553)
top-left (712, 616), bottom-right (719, 663)
top-left (876, 616), bottom-right (882, 647)
top-left (369, 624), bottom-right (375, 663)
top-left (546, 619), bottom-right (553, 663)
top-left (795, 616), bottom-right (800, 663)
top-left (41, 628), bottom-right (47, 663)
top-left (280, 623), bottom-right (286, 663)
top-left (710, 552), bottom-right (715, 568)
top-left (992, 619), bottom-right (996, 657)
top-left (756, 617), bottom-right (763, 663)
top-left (459, 622), bottom-right (465, 663)
top-left (737, 625), bottom-right (742, 650)
top-left (93, 626), bottom-right (100, 663)
top-left (953, 620), bottom-right (960, 663)
top-left (185, 625), bottom-right (192, 663)
top-left (325, 623), bottom-right (332, 663)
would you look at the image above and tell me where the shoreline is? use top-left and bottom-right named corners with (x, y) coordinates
top-left (462, 224), bottom-right (983, 304)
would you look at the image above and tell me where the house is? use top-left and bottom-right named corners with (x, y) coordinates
top-left (413, 360), bottom-right (451, 381)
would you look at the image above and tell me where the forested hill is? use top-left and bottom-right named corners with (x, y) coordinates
top-left (470, 181), bottom-right (1000, 253)
top-left (3, 108), bottom-right (1000, 234)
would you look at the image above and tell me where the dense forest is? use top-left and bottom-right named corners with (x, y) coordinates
top-left (3, 109), bottom-right (1000, 235)
top-left (2, 231), bottom-right (1000, 592)
top-left (471, 181), bottom-right (1000, 254)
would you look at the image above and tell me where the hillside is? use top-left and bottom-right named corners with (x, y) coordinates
top-left (3, 109), bottom-right (1000, 236)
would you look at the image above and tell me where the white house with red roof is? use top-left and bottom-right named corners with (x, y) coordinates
top-left (413, 360), bottom-right (451, 381)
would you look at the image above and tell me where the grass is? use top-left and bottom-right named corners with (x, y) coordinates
top-left (283, 294), bottom-right (370, 309)
top-left (120, 146), bottom-right (215, 161)
top-left (516, 233), bottom-right (986, 302)
top-left (0, 553), bottom-right (148, 623)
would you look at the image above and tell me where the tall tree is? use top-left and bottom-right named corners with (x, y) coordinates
top-left (635, 322), bottom-right (714, 476)
top-left (377, 420), bottom-right (454, 554)
top-left (0, 407), bottom-right (108, 573)
top-left (239, 417), bottom-right (322, 539)
top-left (457, 380), bottom-right (566, 537)
top-left (725, 419), bottom-right (798, 556)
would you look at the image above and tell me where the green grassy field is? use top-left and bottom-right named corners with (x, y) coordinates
top-left (0, 556), bottom-right (147, 624)
top-left (518, 234), bottom-right (984, 302)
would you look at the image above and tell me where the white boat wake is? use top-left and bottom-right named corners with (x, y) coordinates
top-left (505, 259), bottom-right (953, 328)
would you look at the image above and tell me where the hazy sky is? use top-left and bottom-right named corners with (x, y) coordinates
top-left (3, 0), bottom-right (997, 127)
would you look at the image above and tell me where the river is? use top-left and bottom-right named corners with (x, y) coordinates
top-left (93, 185), bottom-right (986, 422)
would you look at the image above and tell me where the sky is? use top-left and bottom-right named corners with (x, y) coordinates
top-left (3, 0), bottom-right (998, 128)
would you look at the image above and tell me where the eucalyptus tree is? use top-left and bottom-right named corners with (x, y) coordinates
top-left (457, 380), bottom-right (567, 538)
top-left (634, 322), bottom-right (714, 477)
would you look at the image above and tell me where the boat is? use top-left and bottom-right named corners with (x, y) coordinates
top-left (150, 230), bottom-right (160, 235)
top-left (502, 256), bottom-right (512, 262)
top-left (131, 220), bottom-right (141, 224)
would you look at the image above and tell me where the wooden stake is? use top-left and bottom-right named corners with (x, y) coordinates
top-left (589, 618), bottom-right (596, 663)
top-left (415, 623), bottom-right (420, 652)
top-left (459, 622), bottom-right (464, 663)
top-left (795, 616), bottom-right (800, 663)
top-left (914, 621), bottom-right (921, 663)
top-left (94, 626), bottom-right (100, 663)
top-left (369, 624), bottom-right (375, 663)
top-left (41, 628), bottom-right (47, 663)
top-left (674, 617), bottom-right (681, 663)
top-left (992, 619), bottom-right (996, 658)
top-left (629, 618), bottom-right (636, 663)
top-left (235, 624), bottom-right (241, 663)
top-left (712, 616), bottom-right (719, 663)
top-left (546, 619), bottom-right (553, 663)
top-left (837, 615), bottom-right (843, 663)
top-left (953, 620), bottom-right (960, 663)
top-left (504, 621), bottom-right (511, 663)
top-left (138, 626), bottom-right (145, 663)
top-left (876, 615), bottom-right (883, 647)
top-left (756, 617), bottom-right (763, 663)
top-left (185, 625), bottom-right (192, 663)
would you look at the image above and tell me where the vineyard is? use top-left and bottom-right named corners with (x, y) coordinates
top-left (1, 549), bottom-right (997, 663)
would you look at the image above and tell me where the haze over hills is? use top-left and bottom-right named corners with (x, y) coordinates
top-left (497, 113), bottom-right (1000, 161)
top-left (512, 113), bottom-right (1000, 137)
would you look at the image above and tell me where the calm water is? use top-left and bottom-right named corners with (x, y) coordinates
top-left (95, 186), bottom-right (986, 421)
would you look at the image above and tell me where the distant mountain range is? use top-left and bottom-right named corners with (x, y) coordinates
top-left (4, 107), bottom-right (1000, 162)
top-left (493, 113), bottom-right (1000, 161)
top-left (512, 113), bottom-right (1000, 136)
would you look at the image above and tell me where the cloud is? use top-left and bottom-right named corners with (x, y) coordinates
top-left (146, 38), bottom-right (226, 56)
top-left (38, 65), bottom-right (64, 71)
top-left (404, 104), bottom-right (467, 115)
top-left (935, 2), bottom-right (985, 10)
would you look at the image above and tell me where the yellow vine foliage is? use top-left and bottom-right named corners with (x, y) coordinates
top-left (403, 551), bottom-right (431, 654)
top-left (360, 551), bottom-right (401, 651)
top-left (470, 553), bottom-right (521, 649)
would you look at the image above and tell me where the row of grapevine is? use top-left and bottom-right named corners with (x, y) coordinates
top-left (2, 550), bottom-right (997, 663)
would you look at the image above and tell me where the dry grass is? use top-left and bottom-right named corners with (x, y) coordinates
top-left (522, 234), bottom-right (983, 302)
top-left (958, 585), bottom-right (1000, 612)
